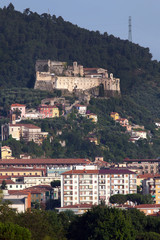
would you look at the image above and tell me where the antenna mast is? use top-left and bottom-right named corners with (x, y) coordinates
top-left (128, 16), bottom-right (132, 42)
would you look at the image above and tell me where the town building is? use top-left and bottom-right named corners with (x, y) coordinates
top-left (110, 112), bottom-right (120, 121)
top-left (123, 158), bottom-right (160, 175)
top-left (61, 167), bottom-right (137, 207)
top-left (3, 189), bottom-right (31, 213)
top-left (1, 123), bottom-right (48, 144)
top-left (11, 103), bottom-right (26, 118)
top-left (1, 146), bottom-right (14, 159)
top-left (131, 130), bottom-right (147, 139)
top-left (37, 105), bottom-right (59, 118)
top-left (134, 204), bottom-right (160, 215)
top-left (0, 158), bottom-right (91, 169)
top-left (87, 113), bottom-right (98, 123)
top-left (74, 104), bottom-right (87, 115)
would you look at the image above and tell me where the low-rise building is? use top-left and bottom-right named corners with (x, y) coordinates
top-left (3, 189), bottom-right (31, 212)
top-left (131, 130), bottom-right (147, 139)
top-left (11, 104), bottom-right (26, 118)
top-left (87, 113), bottom-right (98, 123)
top-left (74, 104), bottom-right (87, 115)
top-left (1, 123), bottom-right (48, 144)
top-left (110, 112), bottom-right (120, 121)
top-left (38, 105), bottom-right (59, 118)
top-left (123, 158), bottom-right (160, 175)
top-left (1, 146), bottom-right (14, 159)
top-left (134, 204), bottom-right (160, 215)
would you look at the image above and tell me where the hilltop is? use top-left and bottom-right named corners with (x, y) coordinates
top-left (0, 3), bottom-right (160, 94)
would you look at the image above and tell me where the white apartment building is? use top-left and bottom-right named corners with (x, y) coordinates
top-left (61, 168), bottom-right (137, 207)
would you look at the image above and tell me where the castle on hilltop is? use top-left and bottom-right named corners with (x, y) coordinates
top-left (34, 60), bottom-right (120, 96)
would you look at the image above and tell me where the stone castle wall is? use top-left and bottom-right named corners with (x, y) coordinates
top-left (34, 60), bottom-right (120, 95)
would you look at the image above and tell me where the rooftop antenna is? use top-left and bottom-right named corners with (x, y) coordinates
top-left (128, 16), bottom-right (132, 42)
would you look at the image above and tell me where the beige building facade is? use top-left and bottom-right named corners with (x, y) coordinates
top-left (34, 60), bottom-right (120, 94)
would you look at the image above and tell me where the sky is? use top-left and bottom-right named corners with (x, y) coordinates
top-left (0, 0), bottom-right (160, 61)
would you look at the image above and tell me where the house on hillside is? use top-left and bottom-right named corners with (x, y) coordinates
top-left (110, 112), bottom-right (120, 121)
top-left (11, 103), bottom-right (26, 118)
top-left (38, 104), bottom-right (59, 118)
top-left (1, 123), bottom-right (48, 144)
top-left (87, 113), bottom-right (98, 123)
top-left (74, 104), bottom-right (87, 115)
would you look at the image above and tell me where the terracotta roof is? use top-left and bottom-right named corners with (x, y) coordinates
top-left (38, 105), bottom-right (58, 109)
top-left (1, 146), bottom-right (11, 149)
top-left (62, 170), bottom-right (99, 175)
top-left (99, 168), bottom-right (135, 175)
top-left (8, 190), bottom-right (30, 195)
top-left (0, 168), bottom-right (43, 172)
top-left (0, 158), bottom-right (90, 165)
top-left (110, 112), bottom-right (119, 115)
top-left (75, 104), bottom-right (86, 108)
top-left (62, 168), bottom-right (135, 175)
top-left (124, 158), bottom-right (160, 163)
top-left (0, 179), bottom-right (15, 184)
top-left (135, 204), bottom-right (160, 209)
top-left (137, 174), bottom-right (160, 178)
top-left (11, 104), bottom-right (26, 107)
top-left (9, 124), bottom-right (40, 129)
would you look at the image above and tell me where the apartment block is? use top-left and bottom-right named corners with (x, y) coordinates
top-left (123, 158), bottom-right (160, 174)
top-left (61, 168), bottom-right (137, 207)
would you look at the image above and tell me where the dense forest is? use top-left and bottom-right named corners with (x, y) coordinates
top-left (1, 203), bottom-right (160, 240)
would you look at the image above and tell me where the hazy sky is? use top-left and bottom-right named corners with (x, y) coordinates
top-left (0, 0), bottom-right (160, 61)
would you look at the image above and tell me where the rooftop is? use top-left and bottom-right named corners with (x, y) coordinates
top-left (0, 158), bottom-right (91, 165)
top-left (11, 104), bottom-right (26, 107)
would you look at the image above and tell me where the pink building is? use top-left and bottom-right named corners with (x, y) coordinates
top-left (38, 105), bottom-right (59, 118)
top-left (11, 104), bottom-right (26, 118)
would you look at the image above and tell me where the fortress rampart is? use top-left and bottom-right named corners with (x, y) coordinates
top-left (34, 60), bottom-right (120, 95)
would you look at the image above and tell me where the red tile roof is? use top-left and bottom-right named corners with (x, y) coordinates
top-left (124, 158), bottom-right (160, 163)
top-left (135, 204), bottom-right (160, 209)
top-left (38, 105), bottom-right (58, 109)
top-left (137, 174), bottom-right (160, 179)
top-left (99, 168), bottom-right (135, 175)
top-left (62, 168), bottom-right (135, 175)
top-left (0, 158), bottom-right (90, 165)
top-left (11, 104), bottom-right (26, 107)
top-left (9, 124), bottom-right (40, 129)
top-left (0, 168), bottom-right (43, 172)
top-left (62, 170), bottom-right (99, 175)
top-left (1, 146), bottom-right (11, 149)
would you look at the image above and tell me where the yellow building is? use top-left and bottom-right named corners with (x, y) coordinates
top-left (87, 113), bottom-right (98, 123)
top-left (1, 146), bottom-right (14, 159)
top-left (154, 177), bottom-right (160, 204)
top-left (110, 112), bottom-right (120, 121)
top-left (52, 106), bottom-right (59, 118)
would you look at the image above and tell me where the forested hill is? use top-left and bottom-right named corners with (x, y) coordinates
top-left (1, 3), bottom-right (160, 93)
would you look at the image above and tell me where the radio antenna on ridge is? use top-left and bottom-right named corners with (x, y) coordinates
top-left (128, 16), bottom-right (132, 42)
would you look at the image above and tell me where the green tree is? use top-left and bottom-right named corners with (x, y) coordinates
top-left (0, 222), bottom-right (31, 240)
top-left (1, 180), bottom-right (7, 190)
top-left (68, 205), bottom-right (135, 240)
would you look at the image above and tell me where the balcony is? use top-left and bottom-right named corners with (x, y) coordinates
top-left (79, 181), bottom-right (92, 185)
